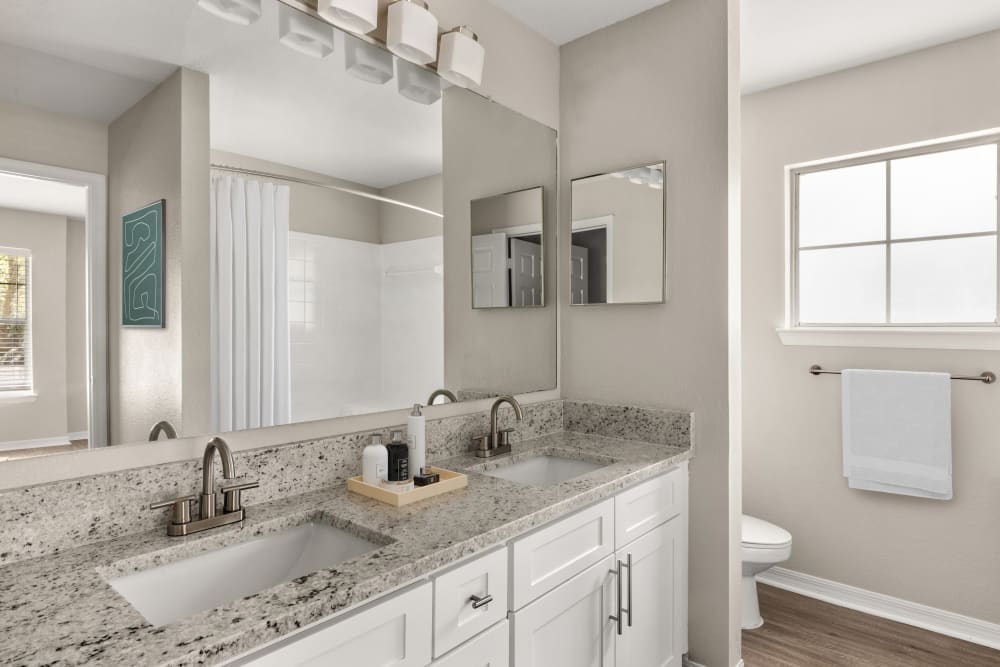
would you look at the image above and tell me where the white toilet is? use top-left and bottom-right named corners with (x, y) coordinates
top-left (741, 514), bottom-right (792, 630)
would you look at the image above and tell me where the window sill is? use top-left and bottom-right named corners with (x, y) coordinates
top-left (0, 390), bottom-right (37, 405)
top-left (777, 327), bottom-right (1000, 351)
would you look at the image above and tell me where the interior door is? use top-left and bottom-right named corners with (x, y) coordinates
top-left (510, 237), bottom-right (543, 307)
top-left (472, 233), bottom-right (509, 308)
top-left (571, 245), bottom-right (589, 305)
top-left (614, 519), bottom-right (684, 667)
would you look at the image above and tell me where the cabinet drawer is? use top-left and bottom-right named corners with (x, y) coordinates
top-left (431, 619), bottom-right (509, 667)
top-left (235, 582), bottom-right (431, 667)
top-left (510, 499), bottom-right (614, 610)
top-left (434, 547), bottom-right (508, 657)
top-left (615, 464), bottom-right (687, 548)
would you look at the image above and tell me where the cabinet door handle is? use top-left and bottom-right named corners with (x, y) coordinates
top-left (609, 559), bottom-right (624, 635)
top-left (469, 593), bottom-right (493, 609)
top-left (626, 552), bottom-right (633, 628)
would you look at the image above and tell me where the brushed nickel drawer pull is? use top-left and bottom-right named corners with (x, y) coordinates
top-left (469, 593), bottom-right (493, 609)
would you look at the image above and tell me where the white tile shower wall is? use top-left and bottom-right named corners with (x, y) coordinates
top-left (289, 232), bottom-right (444, 421)
top-left (379, 236), bottom-right (444, 409)
top-left (289, 232), bottom-right (381, 421)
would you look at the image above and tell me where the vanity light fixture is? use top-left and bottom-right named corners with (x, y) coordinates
top-left (345, 36), bottom-right (395, 84)
top-left (317, 0), bottom-right (378, 35)
top-left (278, 4), bottom-right (335, 58)
top-left (437, 26), bottom-right (485, 88)
top-left (397, 59), bottom-right (441, 105)
top-left (387, 0), bottom-right (439, 65)
top-left (196, 0), bottom-right (261, 25)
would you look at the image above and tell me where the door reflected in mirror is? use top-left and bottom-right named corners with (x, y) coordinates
top-left (470, 187), bottom-right (544, 309)
top-left (570, 163), bottom-right (665, 305)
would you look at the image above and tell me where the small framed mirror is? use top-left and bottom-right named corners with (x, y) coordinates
top-left (470, 186), bottom-right (545, 308)
top-left (570, 162), bottom-right (665, 305)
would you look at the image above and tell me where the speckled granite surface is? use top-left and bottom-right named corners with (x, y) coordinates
top-left (0, 430), bottom-right (690, 666)
top-left (563, 400), bottom-right (692, 448)
top-left (0, 400), bottom-right (563, 567)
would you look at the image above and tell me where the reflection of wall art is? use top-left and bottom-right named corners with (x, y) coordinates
top-left (122, 199), bottom-right (165, 327)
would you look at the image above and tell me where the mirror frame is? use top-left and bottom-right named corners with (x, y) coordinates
top-left (569, 160), bottom-right (666, 307)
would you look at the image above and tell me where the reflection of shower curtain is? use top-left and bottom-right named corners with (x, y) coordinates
top-left (210, 175), bottom-right (291, 431)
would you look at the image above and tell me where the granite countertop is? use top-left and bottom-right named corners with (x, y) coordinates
top-left (0, 431), bottom-right (691, 666)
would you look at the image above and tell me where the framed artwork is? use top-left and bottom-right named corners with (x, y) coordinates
top-left (121, 199), bottom-right (165, 327)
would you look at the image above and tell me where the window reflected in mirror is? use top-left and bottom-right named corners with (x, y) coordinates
top-left (570, 163), bottom-right (665, 305)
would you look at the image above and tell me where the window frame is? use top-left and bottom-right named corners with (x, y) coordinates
top-left (785, 132), bottom-right (1000, 342)
top-left (0, 246), bottom-right (33, 393)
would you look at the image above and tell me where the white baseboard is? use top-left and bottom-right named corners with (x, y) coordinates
top-left (682, 658), bottom-right (741, 667)
top-left (758, 567), bottom-right (1000, 650)
top-left (0, 432), bottom-right (87, 452)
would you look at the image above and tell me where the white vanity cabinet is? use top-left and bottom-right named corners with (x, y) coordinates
top-left (229, 463), bottom-right (688, 667)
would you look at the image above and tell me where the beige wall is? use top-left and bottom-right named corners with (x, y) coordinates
top-left (470, 186), bottom-right (543, 236)
top-left (560, 1), bottom-right (738, 664)
top-left (0, 208), bottom-right (70, 442)
top-left (65, 218), bottom-right (88, 434)
top-left (379, 174), bottom-right (442, 244)
top-left (572, 176), bottom-right (664, 303)
top-left (742, 30), bottom-right (1000, 624)
top-left (0, 100), bottom-right (107, 175)
top-left (109, 68), bottom-right (210, 444)
top-left (443, 87), bottom-right (558, 396)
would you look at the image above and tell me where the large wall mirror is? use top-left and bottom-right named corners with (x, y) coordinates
top-left (570, 162), bottom-right (666, 305)
top-left (0, 0), bottom-right (557, 461)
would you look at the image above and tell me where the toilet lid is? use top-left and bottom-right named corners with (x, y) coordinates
top-left (742, 515), bottom-right (792, 548)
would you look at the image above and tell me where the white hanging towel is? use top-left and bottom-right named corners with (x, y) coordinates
top-left (841, 369), bottom-right (952, 500)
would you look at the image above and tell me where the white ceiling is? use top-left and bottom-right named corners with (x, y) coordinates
top-left (488, 0), bottom-right (672, 45)
top-left (742, 0), bottom-right (1000, 94)
top-left (0, 0), bottom-right (442, 189)
top-left (0, 172), bottom-right (88, 218)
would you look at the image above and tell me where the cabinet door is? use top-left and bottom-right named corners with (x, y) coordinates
top-left (615, 518), bottom-right (685, 667)
top-left (431, 620), bottom-right (509, 667)
top-left (511, 555), bottom-right (615, 667)
top-left (236, 582), bottom-right (432, 667)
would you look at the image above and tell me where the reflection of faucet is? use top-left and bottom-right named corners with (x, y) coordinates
top-left (427, 388), bottom-right (458, 405)
top-left (471, 395), bottom-right (523, 458)
top-left (150, 437), bottom-right (258, 537)
top-left (148, 420), bottom-right (178, 441)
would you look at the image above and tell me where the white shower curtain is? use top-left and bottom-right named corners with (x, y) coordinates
top-left (210, 174), bottom-right (291, 432)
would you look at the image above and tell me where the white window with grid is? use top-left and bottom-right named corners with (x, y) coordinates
top-left (782, 136), bottom-right (1000, 349)
top-left (0, 248), bottom-right (32, 393)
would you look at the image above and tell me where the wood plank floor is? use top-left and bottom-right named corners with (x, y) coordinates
top-left (742, 584), bottom-right (1000, 667)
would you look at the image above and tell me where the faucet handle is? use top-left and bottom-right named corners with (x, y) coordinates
top-left (497, 428), bottom-right (516, 448)
top-left (150, 495), bottom-right (198, 526)
top-left (470, 434), bottom-right (491, 453)
top-left (221, 480), bottom-right (259, 514)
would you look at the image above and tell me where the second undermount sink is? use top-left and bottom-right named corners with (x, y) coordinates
top-left (481, 454), bottom-right (608, 488)
top-left (107, 521), bottom-right (385, 627)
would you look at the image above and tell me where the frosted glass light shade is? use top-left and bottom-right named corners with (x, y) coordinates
top-left (317, 0), bottom-right (378, 35)
top-left (397, 59), bottom-right (441, 105)
top-left (345, 36), bottom-right (394, 84)
top-left (197, 0), bottom-right (261, 25)
top-left (437, 27), bottom-right (484, 88)
top-left (278, 4), bottom-right (335, 58)
top-left (387, 0), bottom-right (439, 65)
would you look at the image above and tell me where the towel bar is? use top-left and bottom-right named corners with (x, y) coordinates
top-left (809, 365), bottom-right (996, 384)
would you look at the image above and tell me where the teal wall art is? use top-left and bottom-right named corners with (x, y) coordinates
top-left (121, 199), bottom-right (165, 327)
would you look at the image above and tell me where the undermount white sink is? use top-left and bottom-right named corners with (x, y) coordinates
top-left (108, 522), bottom-right (382, 627)
top-left (482, 455), bottom-right (607, 488)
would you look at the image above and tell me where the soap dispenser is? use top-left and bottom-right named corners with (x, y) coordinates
top-left (407, 403), bottom-right (426, 475)
top-left (362, 433), bottom-right (388, 485)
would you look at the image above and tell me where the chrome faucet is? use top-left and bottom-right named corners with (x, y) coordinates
top-left (148, 420), bottom-right (178, 441)
top-left (427, 388), bottom-right (458, 405)
top-left (150, 437), bottom-right (259, 536)
top-left (471, 395), bottom-right (523, 458)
